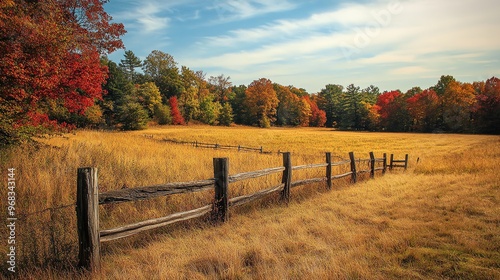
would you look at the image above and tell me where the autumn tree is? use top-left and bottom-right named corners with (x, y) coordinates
top-left (306, 95), bottom-right (327, 127)
top-left (433, 75), bottom-right (456, 96)
top-left (179, 67), bottom-right (213, 123)
top-left (473, 77), bottom-right (500, 134)
top-left (376, 90), bottom-right (410, 131)
top-left (0, 0), bottom-right (125, 144)
top-left (441, 81), bottom-right (476, 132)
top-left (245, 78), bottom-right (279, 128)
top-left (133, 82), bottom-right (162, 117)
top-left (274, 84), bottom-right (301, 126)
top-left (407, 89), bottom-right (439, 132)
top-left (208, 74), bottom-right (232, 103)
top-left (169, 96), bottom-right (185, 125)
top-left (365, 103), bottom-right (381, 131)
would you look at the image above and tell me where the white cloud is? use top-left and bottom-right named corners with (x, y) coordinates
top-left (202, 2), bottom-right (385, 48)
top-left (111, 0), bottom-right (199, 33)
top-left (209, 0), bottom-right (297, 22)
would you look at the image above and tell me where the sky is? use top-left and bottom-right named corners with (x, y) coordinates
top-left (104, 0), bottom-right (500, 94)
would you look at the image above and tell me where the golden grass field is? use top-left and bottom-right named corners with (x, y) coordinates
top-left (0, 125), bottom-right (499, 279)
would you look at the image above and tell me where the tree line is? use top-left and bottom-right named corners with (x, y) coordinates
top-left (1, 1), bottom-right (499, 146)
top-left (99, 50), bottom-right (500, 135)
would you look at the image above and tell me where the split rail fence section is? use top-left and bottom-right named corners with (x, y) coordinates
top-left (163, 138), bottom-right (272, 154)
top-left (76, 152), bottom-right (409, 271)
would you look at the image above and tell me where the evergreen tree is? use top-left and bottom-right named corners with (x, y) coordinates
top-left (119, 50), bottom-right (142, 82)
top-left (317, 84), bottom-right (343, 127)
top-left (101, 60), bottom-right (133, 127)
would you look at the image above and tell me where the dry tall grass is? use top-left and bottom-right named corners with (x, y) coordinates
top-left (0, 126), bottom-right (498, 279)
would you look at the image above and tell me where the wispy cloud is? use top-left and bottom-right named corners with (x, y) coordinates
top-left (208, 0), bottom-right (297, 22)
top-left (201, 2), bottom-right (379, 48)
top-left (112, 0), bottom-right (201, 33)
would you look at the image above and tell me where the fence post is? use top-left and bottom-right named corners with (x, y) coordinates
top-left (260, 146), bottom-right (263, 154)
top-left (404, 154), bottom-right (409, 170)
top-left (281, 152), bottom-right (292, 203)
top-left (212, 158), bottom-right (229, 223)
top-left (238, 145), bottom-right (241, 152)
top-left (389, 154), bottom-right (394, 170)
top-left (349, 152), bottom-right (357, 183)
top-left (326, 152), bottom-right (332, 190)
top-left (369, 152), bottom-right (375, 179)
top-left (76, 167), bottom-right (100, 272)
top-left (382, 153), bottom-right (387, 174)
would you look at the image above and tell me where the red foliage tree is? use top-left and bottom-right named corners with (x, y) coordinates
top-left (407, 89), bottom-right (439, 132)
top-left (0, 0), bottom-right (125, 142)
top-left (169, 96), bottom-right (185, 125)
top-left (376, 91), bottom-right (401, 119)
top-left (376, 90), bottom-right (409, 131)
top-left (304, 96), bottom-right (327, 127)
top-left (473, 77), bottom-right (500, 134)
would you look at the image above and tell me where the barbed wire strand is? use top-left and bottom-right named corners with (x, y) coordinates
top-left (17, 203), bottom-right (75, 220)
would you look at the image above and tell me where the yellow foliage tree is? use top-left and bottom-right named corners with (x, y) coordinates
top-left (442, 81), bottom-right (476, 132)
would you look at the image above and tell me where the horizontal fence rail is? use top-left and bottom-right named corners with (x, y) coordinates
top-left (76, 151), bottom-right (408, 271)
top-left (99, 180), bottom-right (215, 205)
top-left (162, 138), bottom-right (272, 154)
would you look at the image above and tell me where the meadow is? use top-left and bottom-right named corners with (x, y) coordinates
top-left (0, 125), bottom-right (499, 279)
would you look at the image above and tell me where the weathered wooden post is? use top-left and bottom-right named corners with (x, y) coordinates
top-left (369, 152), bottom-right (375, 179)
top-left (212, 158), bottom-right (229, 223)
top-left (349, 152), bottom-right (357, 183)
top-left (326, 152), bottom-right (332, 190)
top-left (281, 152), bottom-right (292, 203)
top-left (382, 153), bottom-right (387, 174)
top-left (76, 167), bottom-right (100, 272)
top-left (389, 154), bottom-right (394, 170)
top-left (260, 146), bottom-right (263, 154)
top-left (404, 154), bottom-right (409, 170)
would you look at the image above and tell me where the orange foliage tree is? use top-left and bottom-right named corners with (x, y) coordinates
top-left (304, 96), bottom-right (326, 127)
top-left (245, 78), bottom-right (279, 128)
top-left (441, 81), bottom-right (476, 132)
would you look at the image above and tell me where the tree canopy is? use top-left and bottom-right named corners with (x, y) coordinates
top-left (0, 0), bottom-right (125, 143)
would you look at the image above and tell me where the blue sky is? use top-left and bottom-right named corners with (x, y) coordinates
top-left (104, 0), bottom-right (500, 93)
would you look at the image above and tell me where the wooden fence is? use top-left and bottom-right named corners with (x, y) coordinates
top-left (163, 138), bottom-right (272, 154)
top-left (76, 152), bottom-right (409, 271)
